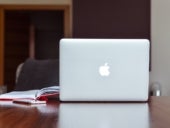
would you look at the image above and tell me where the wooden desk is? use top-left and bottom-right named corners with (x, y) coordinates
top-left (0, 96), bottom-right (169, 128)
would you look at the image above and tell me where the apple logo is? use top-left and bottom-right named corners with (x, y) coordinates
top-left (99, 63), bottom-right (110, 76)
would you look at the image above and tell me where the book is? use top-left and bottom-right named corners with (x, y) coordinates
top-left (0, 86), bottom-right (59, 102)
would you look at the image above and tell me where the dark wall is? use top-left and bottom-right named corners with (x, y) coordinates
top-left (73, 0), bottom-right (150, 39)
top-left (31, 11), bottom-right (64, 59)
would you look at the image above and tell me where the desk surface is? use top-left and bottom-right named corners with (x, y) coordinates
top-left (0, 96), bottom-right (169, 128)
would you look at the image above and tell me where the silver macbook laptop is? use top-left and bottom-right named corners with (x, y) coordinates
top-left (59, 39), bottom-right (149, 101)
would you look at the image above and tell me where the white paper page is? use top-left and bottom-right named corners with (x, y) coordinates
top-left (0, 90), bottom-right (39, 100)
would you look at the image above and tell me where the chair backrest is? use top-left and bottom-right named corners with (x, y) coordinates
top-left (16, 63), bottom-right (24, 84)
top-left (15, 58), bottom-right (59, 91)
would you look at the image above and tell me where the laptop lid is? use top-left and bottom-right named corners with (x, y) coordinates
top-left (59, 39), bottom-right (149, 101)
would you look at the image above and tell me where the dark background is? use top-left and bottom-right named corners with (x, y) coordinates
top-left (73, 0), bottom-right (150, 39)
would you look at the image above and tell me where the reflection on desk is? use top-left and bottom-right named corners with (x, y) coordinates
top-left (0, 97), bottom-right (170, 128)
top-left (58, 103), bottom-right (149, 128)
top-left (0, 101), bottom-right (59, 128)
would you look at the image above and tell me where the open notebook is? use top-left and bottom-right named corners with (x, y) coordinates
top-left (0, 86), bottom-right (59, 102)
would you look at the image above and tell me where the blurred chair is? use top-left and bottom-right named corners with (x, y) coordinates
top-left (16, 63), bottom-right (24, 84)
top-left (15, 58), bottom-right (59, 91)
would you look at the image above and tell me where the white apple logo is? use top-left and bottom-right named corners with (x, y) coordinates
top-left (99, 63), bottom-right (110, 76)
